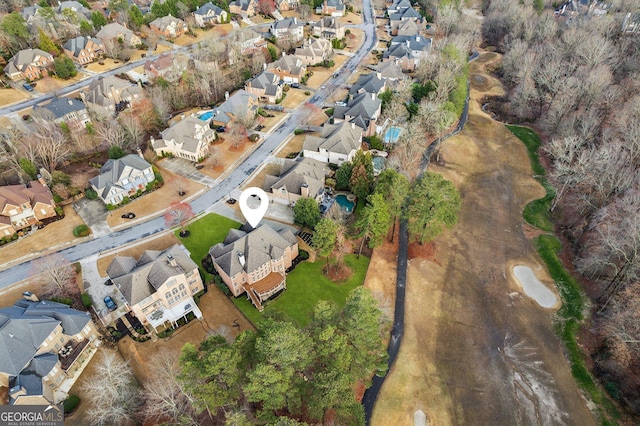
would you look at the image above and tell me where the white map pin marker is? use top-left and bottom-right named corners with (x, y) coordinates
top-left (239, 187), bottom-right (269, 228)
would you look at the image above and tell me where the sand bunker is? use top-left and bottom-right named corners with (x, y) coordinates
top-left (513, 265), bottom-right (558, 308)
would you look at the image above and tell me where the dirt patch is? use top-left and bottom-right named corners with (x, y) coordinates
top-left (196, 136), bottom-right (255, 179)
top-left (364, 225), bottom-right (399, 325)
top-left (407, 241), bottom-right (437, 263)
top-left (85, 58), bottom-right (124, 73)
top-left (0, 88), bottom-right (29, 106)
top-left (339, 11), bottom-right (362, 25)
top-left (117, 287), bottom-right (254, 384)
top-left (372, 49), bottom-right (595, 425)
top-left (322, 263), bottom-right (352, 281)
top-left (258, 111), bottom-right (287, 133)
top-left (97, 233), bottom-right (180, 276)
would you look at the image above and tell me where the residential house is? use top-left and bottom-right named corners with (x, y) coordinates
top-left (266, 54), bottom-right (306, 83)
top-left (263, 157), bottom-right (329, 204)
top-left (313, 16), bottom-right (345, 39)
top-left (32, 97), bottom-right (91, 133)
top-left (152, 116), bottom-right (216, 161)
top-left (395, 19), bottom-right (421, 36)
top-left (208, 89), bottom-right (259, 128)
top-left (82, 75), bottom-right (144, 117)
top-left (95, 23), bottom-right (142, 48)
top-left (303, 121), bottom-right (363, 165)
top-left (209, 224), bottom-right (299, 311)
top-left (295, 38), bottom-right (333, 66)
top-left (389, 6), bottom-right (423, 35)
top-left (4, 49), bottom-right (54, 81)
top-left (270, 17), bottom-right (304, 43)
top-left (20, 5), bottom-right (42, 25)
top-left (376, 61), bottom-right (407, 86)
top-left (383, 37), bottom-right (431, 72)
top-left (0, 298), bottom-right (99, 405)
top-left (63, 36), bottom-right (104, 65)
top-left (229, 0), bottom-right (256, 17)
top-left (228, 28), bottom-right (266, 55)
top-left (150, 15), bottom-right (187, 39)
top-left (390, 34), bottom-right (432, 55)
top-left (106, 245), bottom-right (204, 332)
top-left (316, 0), bottom-right (345, 16)
top-left (349, 72), bottom-right (387, 97)
top-left (245, 71), bottom-right (283, 104)
top-left (89, 152), bottom-right (155, 206)
top-left (333, 92), bottom-right (382, 136)
top-left (622, 12), bottom-right (640, 34)
top-left (386, 0), bottom-right (412, 15)
top-left (277, 0), bottom-right (298, 11)
top-left (194, 2), bottom-right (228, 27)
top-left (57, 0), bottom-right (91, 17)
top-left (0, 180), bottom-right (57, 237)
top-left (143, 52), bottom-right (187, 82)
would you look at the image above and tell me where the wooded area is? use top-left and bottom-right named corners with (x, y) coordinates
top-left (483, 0), bottom-right (640, 414)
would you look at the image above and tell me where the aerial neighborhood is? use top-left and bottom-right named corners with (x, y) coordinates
top-left (1, 0), bottom-right (636, 423)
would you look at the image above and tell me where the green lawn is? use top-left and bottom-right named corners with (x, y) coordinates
top-left (175, 213), bottom-right (241, 281)
top-left (233, 254), bottom-right (370, 327)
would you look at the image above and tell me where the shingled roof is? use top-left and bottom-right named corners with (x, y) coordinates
top-left (303, 121), bottom-right (363, 155)
top-left (247, 71), bottom-right (280, 97)
top-left (0, 181), bottom-right (54, 213)
top-left (34, 97), bottom-right (87, 120)
top-left (349, 72), bottom-right (386, 96)
top-left (209, 225), bottom-right (297, 278)
top-left (263, 157), bottom-right (328, 198)
top-left (88, 154), bottom-right (151, 200)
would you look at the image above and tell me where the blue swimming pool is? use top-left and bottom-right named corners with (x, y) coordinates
top-left (372, 156), bottom-right (385, 173)
top-left (384, 126), bottom-right (402, 144)
top-left (335, 194), bottom-right (355, 213)
top-left (199, 111), bottom-right (213, 120)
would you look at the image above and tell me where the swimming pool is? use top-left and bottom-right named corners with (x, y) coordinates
top-left (384, 126), bottom-right (402, 144)
top-left (335, 194), bottom-right (355, 213)
top-left (198, 111), bottom-right (213, 121)
top-left (372, 156), bottom-right (385, 173)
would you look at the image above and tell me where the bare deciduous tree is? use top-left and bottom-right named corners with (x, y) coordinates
top-left (31, 120), bottom-right (70, 172)
top-left (119, 112), bottom-right (145, 148)
top-left (95, 119), bottom-right (129, 150)
top-left (32, 253), bottom-right (77, 298)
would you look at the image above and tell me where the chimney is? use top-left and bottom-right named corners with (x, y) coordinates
top-left (351, 122), bottom-right (355, 129)
top-left (263, 63), bottom-right (267, 70)
top-left (37, 174), bottom-right (46, 187)
top-left (376, 72), bottom-right (381, 80)
top-left (68, 99), bottom-right (73, 105)
top-left (371, 92), bottom-right (375, 100)
top-left (416, 36), bottom-right (420, 41)
top-left (238, 252), bottom-right (246, 267)
top-left (150, 135), bottom-right (154, 143)
top-left (225, 91), bottom-right (229, 100)
top-left (301, 183), bottom-right (309, 197)
top-left (136, 147), bottom-right (143, 158)
top-left (167, 253), bottom-right (177, 267)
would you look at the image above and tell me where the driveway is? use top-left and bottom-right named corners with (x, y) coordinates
top-left (73, 198), bottom-right (111, 238)
top-left (159, 157), bottom-right (218, 187)
top-left (82, 255), bottom-right (128, 326)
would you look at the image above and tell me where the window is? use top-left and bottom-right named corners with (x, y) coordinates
top-left (179, 284), bottom-right (185, 291)
top-left (165, 292), bottom-right (171, 300)
top-left (172, 288), bottom-right (178, 295)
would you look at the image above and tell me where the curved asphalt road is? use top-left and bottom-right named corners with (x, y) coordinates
top-left (0, 1), bottom-right (378, 287)
top-left (361, 53), bottom-right (476, 424)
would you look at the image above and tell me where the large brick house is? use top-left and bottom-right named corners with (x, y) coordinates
top-left (149, 15), bottom-right (187, 39)
top-left (209, 224), bottom-right (298, 311)
top-left (0, 298), bottom-right (99, 405)
top-left (63, 36), bottom-right (104, 65)
top-left (0, 180), bottom-right (57, 238)
top-left (106, 245), bottom-right (204, 332)
top-left (266, 55), bottom-right (307, 83)
top-left (4, 49), bottom-right (54, 81)
top-left (263, 157), bottom-right (329, 204)
top-left (152, 116), bottom-right (216, 161)
top-left (245, 71), bottom-right (283, 104)
top-left (88, 152), bottom-right (155, 206)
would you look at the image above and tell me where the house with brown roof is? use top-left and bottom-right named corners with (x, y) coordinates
top-left (389, 6), bottom-right (423, 35)
top-left (245, 71), bottom-right (283, 104)
top-left (151, 116), bottom-right (216, 161)
top-left (277, 0), bottom-right (298, 11)
top-left (63, 36), bottom-right (104, 65)
top-left (106, 244), bottom-right (204, 332)
top-left (266, 54), bottom-right (307, 83)
top-left (295, 38), bottom-right (333, 66)
top-left (303, 121), bottom-right (363, 165)
top-left (149, 15), bottom-right (187, 39)
top-left (1, 298), bottom-right (99, 405)
top-left (4, 49), bottom-right (54, 81)
top-left (263, 157), bottom-right (329, 204)
top-left (143, 52), bottom-right (186, 82)
top-left (209, 224), bottom-right (298, 311)
top-left (313, 16), bottom-right (345, 39)
top-left (0, 180), bottom-right (57, 238)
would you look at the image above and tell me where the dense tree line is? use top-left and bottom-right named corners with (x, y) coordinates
top-left (482, 0), bottom-right (640, 413)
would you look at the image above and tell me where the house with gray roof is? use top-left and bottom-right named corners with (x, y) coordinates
top-left (209, 224), bottom-right (298, 311)
top-left (150, 15), bottom-right (187, 39)
top-left (33, 97), bottom-right (91, 132)
top-left (395, 18), bottom-right (421, 36)
top-left (57, 0), bottom-right (90, 17)
top-left (389, 6), bottom-right (423, 35)
top-left (391, 34), bottom-right (432, 55)
top-left (295, 38), bottom-right (333, 66)
top-left (89, 152), bottom-right (155, 206)
top-left (0, 298), bottom-right (99, 405)
top-left (383, 38), bottom-right (429, 71)
top-left (229, 0), bottom-right (256, 17)
top-left (313, 16), bottom-right (345, 39)
top-left (194, 2), bottom-right (228, 26)
top-left (303, 121), bottom-right (363, 165)
top-left (208, 89), bottom-right (259, 127)
top-left (152, 115), bottom-right (216, 161)
top-left (245, 71), bottom-right (283, 104)
top-left (386, 0), bottom-right (412, 15)
top-left (266, 54), bottom-right (307, 83)
top-left (263, 157), bottom-right (329, 204)
top-left (106, 244), bottom-right (204, 332)
top-left (333, 92), bottom-right (382, 136)
top-left (270, 17), bottom-right (304, 43)
top-left (316, 0), bottom-right (345, 16)
top-left (4, 48), bottom-right (54, 81)
top-left (376, 61), bottom-right (407, 86)
top-left (349, 72), bottom-right (387, 97)
top-left (82, 75), bottom-right (144, 117)
top-left (63, 36), bottom-right (104, 65)
top-left (20, 5), bottom-right (42, 24)
top-left (96, 23), bottom-right (141, 48)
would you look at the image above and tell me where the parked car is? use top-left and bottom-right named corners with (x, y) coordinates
top-left (22, 83), bottom-right (33, 91)
top-left (104, 279), bottom-right (113, 286)
top-left (335, 101), bottom-right (347, 106)
top-left (104, 296), bottom-right (117, 311)
top-left (291, 83), bottom-right (300, 88)
top-left (216, 126), bottom-right (226, 132)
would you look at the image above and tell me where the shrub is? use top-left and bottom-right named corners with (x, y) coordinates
top-left (108, 145), bottom-right (125, 159)
top-left (157, 328), bottom-right (175, 338)
top-left (294, 129), bottom-right (305, 135)
top-left (81, 293), bottom-right (92, 308)
top-left (193, 289), bottom-right (205, 304)
top-left (324, 108), bottom-right (334, 116)
top-left (55, 206), bottom-right (64, 216)
top-left (63, 395), bottom-right (80, 414)
top-left (73, 224), bottom-right (90, 237)
top-left (19, 158), bottom-right (37, 180)
top-left (49, 296), bottom-right (73, 305)
top-left (305, 91), bottom-right (310, 95)
top-left (85, 188), bottom-right (98, 200)
top-left (298, 249), bottom-right (309, 260)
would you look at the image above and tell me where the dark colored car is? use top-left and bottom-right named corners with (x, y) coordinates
top-left (104, 296), bottom-right (117, 311)
top-left (291, 83), bottom-right (300, 88)
top-left (216, 126), bottom-right (226, 132)
top-left (121, 212), bottom-right (135, 219)
top-left (104, 279), bottom-right (113, 286)
top-left (22, 83), bottom-right (33, 91)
